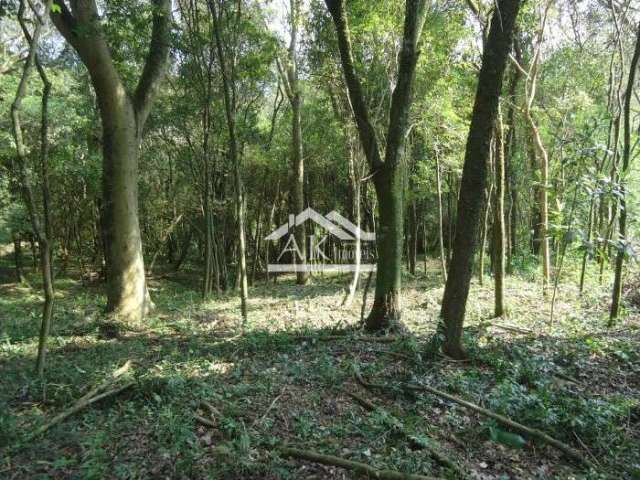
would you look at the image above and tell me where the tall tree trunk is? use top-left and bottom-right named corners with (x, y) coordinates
top-left (11, 0), bottom-right (55, 376)
top-left (504, 64), bottom-right (520, 271)
top-left (278, 0), bottom-right (308, 284)
top-left (435, 151), bottom-right (447, 282)
top-left (518, 3), bottom-right (553, 292)
top-left (326, 0), bottom-right (427, 332)
top-left (610, 21), bottom-right (640, 323)
top-left (440, 0), bottom-right (521, 359)
top-left (210, 0), bottom-right (249, 324)
top-left (51, 0), bottom-right (171, 322)
top-left (493, 104), bottom-right (506, 317)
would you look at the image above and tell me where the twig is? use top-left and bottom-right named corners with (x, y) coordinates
top-left (280, 447), bottom-right (442, 480)
top-left (200, 400), bottom-right (221, 417)
top-left (252, 387), bottom-right (286, 428)
top-left (573, 431), bottom-right (601, 467)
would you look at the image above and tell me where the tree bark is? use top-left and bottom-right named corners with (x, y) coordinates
top-left (610, 21), bottom-right (640, 323)
top-left (325, 0), bottom-right (427, 332)
top-left (210, 0), bottom-right (249, 325)
top-left (435, 151), bottom-right (447, 282)
top-left (50, 0), bottom-right (171, 322)
top-left (493, 105), bottom-right (506, 317)
top-left (440, 0), bottom-right (521, 359)
top-left (11, 0), bottom-right (55, 376)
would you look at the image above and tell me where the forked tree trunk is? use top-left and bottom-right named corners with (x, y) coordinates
top-left (51, 0), bottom-right (171, 322)
top-left (518, 3), bottom-right (553, 292)
top-left (326, 0), bottom-right (427, 332)
top-left (11, 0), bottom-right (55, 376)
top-left (440, 0), bottom-right (521, 359)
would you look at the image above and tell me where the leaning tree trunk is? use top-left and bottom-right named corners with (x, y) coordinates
top-left (440, 0), bottom-right (521, 359)
top-left (610, 21), bottom-right (640, 324)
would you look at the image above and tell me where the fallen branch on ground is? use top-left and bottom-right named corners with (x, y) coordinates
top-left (342, 389), bottom-right (468, 479)
top-left (29, 361), bottom-right (134, 440)
top-left (280, 447), bottom-right (442, 480)
top-left (299, 334), bottom-right (398, 343)
top-left (486, 323), bottom-right (534, 334)
top-left (355, 372), bottom-right (592, 468)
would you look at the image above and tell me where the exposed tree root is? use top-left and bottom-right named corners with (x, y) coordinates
top-left (355, 371), bottom-right (593, 468)
top-left (280, 447), bottom-right (442, 480)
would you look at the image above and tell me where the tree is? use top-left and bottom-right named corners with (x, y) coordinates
top-left (10, 0), bottom-right (55, 376)
top-left (609, 21), bottom-right (640, 323)
top-left (209, 0), bottom-right (249, 324)
top-left (325, 0), bottom-right (427, 331)
top-left (493, 104), bottom-right (506, 317)
top-left (277, 0), bottom-right (308, 285)
top-left (49, 0), bottom-right (171, 322)
top-left (440, 0), bottom-right (521, 359)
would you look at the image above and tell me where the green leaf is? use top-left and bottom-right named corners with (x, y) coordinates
top-left (51, 3), bottom-right (61, 13)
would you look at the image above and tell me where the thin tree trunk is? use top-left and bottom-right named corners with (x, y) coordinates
top-left (11, 0), bottom-right (55, 376)
top-left (435, 151), bottom-right (447, 282)
top-left (493, 104), bottom-right (506, 317)
top-left (12, 234), bottom-right (24, 282)
top-left (610, 21), bottom-right (640, 324)
top-left (343, 140), bottom-right (361, 306)
top-left (210, 0), bottom-right (249, 324)
top-left (517, 3), bottom-right (553, 292)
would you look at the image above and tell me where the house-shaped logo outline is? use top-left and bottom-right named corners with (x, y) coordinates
top-left (264, 207), bottom-right (375, 242)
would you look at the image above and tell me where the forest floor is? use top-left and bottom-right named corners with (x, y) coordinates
top-left (0, 256), bottom-right (639, 479)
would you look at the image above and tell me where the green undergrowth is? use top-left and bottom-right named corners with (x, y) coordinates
top-left (0, 259), bottom-right (638, 479)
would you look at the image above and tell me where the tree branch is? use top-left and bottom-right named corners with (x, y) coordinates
top-left (325, 0), bottom-right (383, 170)
top-left (133, 0), bottom-right (172, 130)
top-left (383, 0), bottom-right (427, 169)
